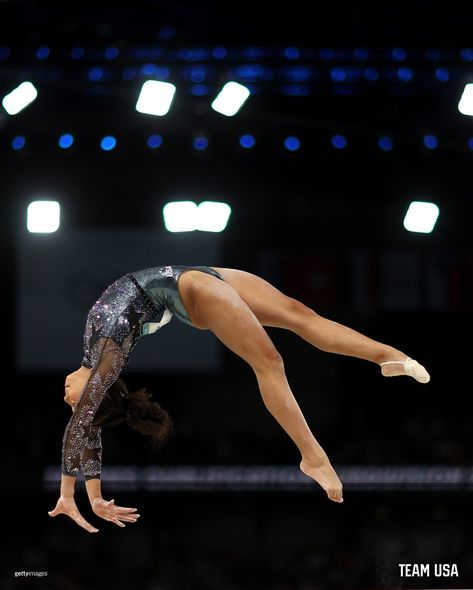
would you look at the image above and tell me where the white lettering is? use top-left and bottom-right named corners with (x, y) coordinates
top-left (399, 563), bottom-right (459, 578)
top-left (399, 563), bottom-right (430, 577)
top-left (434, 563), bottom-right (459, 577)
top-left (420, 563), bottom-right (429, 576)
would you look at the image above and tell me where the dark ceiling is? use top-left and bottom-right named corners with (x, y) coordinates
top-left (1, 1), bottom-right (473, 251)
top-left (1, 1), bottom-right (473, 45)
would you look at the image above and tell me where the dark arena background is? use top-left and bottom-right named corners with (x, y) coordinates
top-left (2, 2), bottom-right (473, 589)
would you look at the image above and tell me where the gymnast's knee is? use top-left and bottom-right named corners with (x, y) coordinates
top-left (251, 346), bottom-right (284, 375)
top-left (285, 297), bottom-right (317, 330)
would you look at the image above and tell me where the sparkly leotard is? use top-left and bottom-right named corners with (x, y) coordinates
top-left (61, 265), bottom-right (224, 480)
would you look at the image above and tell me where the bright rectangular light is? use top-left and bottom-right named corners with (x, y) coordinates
top-left (211, 81), bottom-right (250, 116)
top-left (163, 201), bottom-right (198, 232)
top-left (163, 200), bottom-right (232, 233)
top-left (403, 201), bottom-right (439, 234)
top-left (2, 81), bottom-right (38, 115)
top-left (458, 83), bottom-right (473, 116)
top-left (196, 201), bottom-right (232, 232)
top-left (136, 80), bottom-right (176, 116)
top-left (27, 201), bottom-right (60, 233)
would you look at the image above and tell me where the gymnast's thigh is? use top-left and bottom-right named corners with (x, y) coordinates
top-left (209, 267), bottom-right (312, 329)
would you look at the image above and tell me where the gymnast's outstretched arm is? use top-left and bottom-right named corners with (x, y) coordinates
top-left (49, 338), bottom-right (139, 531)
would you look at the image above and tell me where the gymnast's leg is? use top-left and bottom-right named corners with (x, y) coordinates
top-left (211, 267), bottom-right (429, 382)
top-left (179, 270), bottom-right (343, 503)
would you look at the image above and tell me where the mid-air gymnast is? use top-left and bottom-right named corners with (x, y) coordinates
top-left (48, 265), bottom-right (429, 533)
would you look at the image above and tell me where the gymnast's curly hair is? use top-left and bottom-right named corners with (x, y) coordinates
top-left (92, 378), bottom-right (173, 451)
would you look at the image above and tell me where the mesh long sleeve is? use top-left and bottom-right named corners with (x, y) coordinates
top-left (61, 337), bottom-right (127, 480)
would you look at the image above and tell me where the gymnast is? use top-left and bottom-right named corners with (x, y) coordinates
top-left (48, 265), bottom-right (430, 532)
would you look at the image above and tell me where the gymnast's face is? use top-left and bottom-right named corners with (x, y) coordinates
top-left (64, 366), bottom-right (91, 410)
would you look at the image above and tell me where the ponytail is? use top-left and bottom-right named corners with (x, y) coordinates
top-left (92, 378), bottom-right (173, 451)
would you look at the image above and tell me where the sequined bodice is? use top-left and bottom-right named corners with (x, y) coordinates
top-left (61, 265), bottom-right (224, 482)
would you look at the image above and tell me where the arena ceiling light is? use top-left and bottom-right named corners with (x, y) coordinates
top-left (163, 201), bottom-right (232, 233)
top-left (196, 201), bottom-right (232, 232)
top-left (27, 200), bottom-right (61, 233)
top-left (211, 81), bottom-right (250, 116)
top-left (2, 81), bottom-right (38, 115)
top-left (458, 83), bottom-right (473, 115)
top-left (403, 201), bottom-right (439, 234)
top-left (163, 201), bottom-right (197, 232)
top-left (136, 80), bottom-right (176, 116)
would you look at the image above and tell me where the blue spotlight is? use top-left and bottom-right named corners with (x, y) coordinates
top-left (212, 46), bottom-right (227, 59)
top-left (460, 48), bottom-right (473, 62)
top-left (140, 64), bottom-right (169, 78)
top-left (178, 48), bottom-right (193, 61)
top-left (284, 66), bottom-right (311, 82)
top-left (141, 63), bottom-right (157, 76)
top-left (147, 134), bottom-right (163, 148)
top-left (423, 134), bottom-right (438, 150)
top-left (0, 47), bottom-right (11, 59)
top-left (193, 136), bottom-right (208, 150)
top-left (190, 66), bottom-right (207, 82)
top-left (190, 84), bottom-right (209, 95)
top-left (331, 67), bottom-right (346, 82)
top-left (468, 138), bottom-right (473, 150)
top-left (319, 47), bottom-right (334, 59)
top-left (242, 46), bottom-right (264, 59)
top-left (239, 134), bottom-right (255, 148)
top-left (70, 47), bottom-right (84, 60)
top-left (12, 135), bottom-right (26, 150)
top-left (392, 47), bottom-right (407, 61)
top-left (58, 134), bottom-right (74, 149)
top-left (364, 67), bottom-right (379, 81)
top-left (284, 136), bottom-right (301, 151)
top-left (331, 134), bottom-right (347, 149)
top-left (354, 47), bottom-right (369, 60)
top-left (397, 67), bottom-right (413, 81)
top-left (281, 84), bottom-right (310, 95)
top-left (105, 47), bottom-right (119, 60)
top-left (100, 136), bottom-right (117, 151)
top-left (36, 46), bottom-right (50, 60)
top-left (284, 47), bottom-right (300, 60)
top-left (88, 67), bottom-right (104, 81)
top-left (435, 67), bottom-right (449, 82)
top-left (188, 49), bottom-right (210, 61)
top-left (378, 136), bottom-right (393, 151)
top-left (235, 64), bottom-right (268, 82)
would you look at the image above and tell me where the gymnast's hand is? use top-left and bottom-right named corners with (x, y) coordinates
top-left (48, 496), bottom-right (99, 533)
top-left (91, 498), bottom-right (140, 528)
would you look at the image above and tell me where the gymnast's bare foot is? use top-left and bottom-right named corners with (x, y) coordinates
top-left (300, 456), bottom-right (344, 503)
